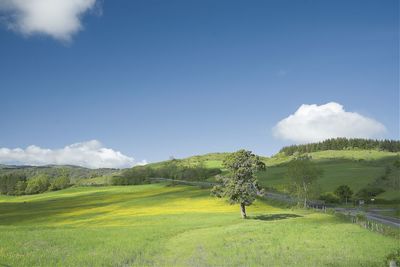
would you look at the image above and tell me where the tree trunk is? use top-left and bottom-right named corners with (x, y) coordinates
top-left (240, 203), bottom-right (247, 219)
top-left (303, 181), bottom-right (308, 208)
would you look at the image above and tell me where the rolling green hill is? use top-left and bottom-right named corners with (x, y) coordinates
top-left (123, 150), bottom-right (400, 202)
top-left (258, 150), bottom-right (400, 201)
top-left (0, 184), bottom-right (397, 266)
top-left (144, 152), bottom-right (229, 169)
top-left (2, 148), bottom-right (398, 201)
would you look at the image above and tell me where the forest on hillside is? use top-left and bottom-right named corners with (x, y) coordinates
top-left (279, 138), bottom-right (400, 156)
top-left (0, 165), bottom-right (118, 180)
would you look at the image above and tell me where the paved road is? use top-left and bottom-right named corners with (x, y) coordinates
top-left (150, 178), bottom-right (400, 228)
top-left (335, 207), bottom-right (400, 228)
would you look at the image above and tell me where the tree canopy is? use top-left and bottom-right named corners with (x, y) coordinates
top-left (286, 156), bottom-right (322, 208)
top-left (212, 150), bottom-right (265, 218)
top-left (334, 185), bottom-right (353, 204)
top-left (280, 138), bottom-right (400, 156)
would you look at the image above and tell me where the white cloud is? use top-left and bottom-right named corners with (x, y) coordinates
top-left (0, 0), bottom-right (99, 41)
top-left (0, 140), bottom-right (139, 169)
top-left (273, 102), bottom-right (386, 143)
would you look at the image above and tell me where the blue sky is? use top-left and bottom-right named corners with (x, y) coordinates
top-left (0, 0), bottom-right (398, 167)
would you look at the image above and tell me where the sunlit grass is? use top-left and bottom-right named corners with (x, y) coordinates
top-left (0, 184), bottom-right (398, 266)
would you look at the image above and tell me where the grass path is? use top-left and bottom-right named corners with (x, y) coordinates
top-left (0, 184), bottom-right (398, 266)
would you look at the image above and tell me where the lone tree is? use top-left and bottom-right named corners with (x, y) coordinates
top-left (334, 185), bottom-right (353, 204)
top-left (212, 150), bottom-right (265, 219)
top-left (286, 156), bottom-right (322, 208)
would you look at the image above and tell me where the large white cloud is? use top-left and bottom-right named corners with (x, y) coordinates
top-left (0, 0), bottom-right (98, 41)
top-left (273, 102), bottom-right (386, 143)
top-left (0, 140), bottom-right (141, 169)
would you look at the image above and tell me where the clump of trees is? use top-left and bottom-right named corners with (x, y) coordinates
top-left (0, 174), bottom-right (27, 195)
top-left (211, 150), bottom-right (265, 219)
top-left (49, 176), bottom-right (71, 191)
top-left (319, 185), bottom-right (354, 204)
top-left (280, 138), bottom-right (400, 156)
top-left (25, 175), bottom-right (51, 195)
top-left (286, 156), bottom-right (322, 208)
top-left (319, 192), bottom-right (340, 204)
top-left (0, 173), bottom-right (71, 196)
top-left (112, 161), bottom-right (221, 185)
top-left (334, 185), bottom-right (353, 204)
top-left (0, 165), bottom-right (117, 182)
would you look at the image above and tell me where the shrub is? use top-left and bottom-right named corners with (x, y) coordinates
top-left (319, 192), bottom-right (340, 204)
top-left (356, 187), bottom-right (385, 201)
top-left (355, 212), bottom-right (366, 222)
top-left (111, 176), bottom-right (130, 185)
top-left (326, 208), bottom-right (336, 215)
top-left (385, 249), bottom-right (400, 266)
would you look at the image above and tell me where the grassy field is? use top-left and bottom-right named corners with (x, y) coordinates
top-left (258, 153), bottom-right (400, 201)
top-left (0, 184), bottom-right (398, 266)
top-left (258, 159), bottom-right (387, 192)
top-left (77, 150), bottom-right (399, 202)
top-left (173, 150), bottom-right (399, 201)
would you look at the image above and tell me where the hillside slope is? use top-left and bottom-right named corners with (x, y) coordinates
top-left (125, 150), bottom-right (399, 201)
top-left (258, 150), bottom-right (400, 201)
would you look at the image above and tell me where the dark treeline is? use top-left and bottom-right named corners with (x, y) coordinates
top-left (0, 174), bottom-right (71, 196)
top-left (280, 138), bottom-right (400, 156)
top-left (0, 165), bottom-right (117, 182)
top-left (112, 160), bottom-right (221, 185)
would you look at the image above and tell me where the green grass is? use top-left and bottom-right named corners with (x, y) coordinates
top-left (109, 149), bottom-right (399, 202)
top-left (258, 160), bottom-right (384, 192)
top-left (118, 150), bottom-right (399, 201)
top-left (75, 175), bottom-right (114, 186)
top-left (145, 152), bottom-right (228, 169)
top-left (258, 151), bottom-right (400, 200)
top-left (306, 150), bottom-right (398, 161)
top-left (0, 184), bottom-right (398, 266)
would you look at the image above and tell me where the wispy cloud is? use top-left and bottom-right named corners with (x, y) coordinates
top-left (273, 102), bottom-right (386, 143)
top-left (0, 0), bottom-right (100, 41)
top-left (0, 140), bottom-right (139, 169)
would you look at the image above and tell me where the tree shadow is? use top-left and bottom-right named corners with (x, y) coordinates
top-left (250, 213), bottom-right (302, 221)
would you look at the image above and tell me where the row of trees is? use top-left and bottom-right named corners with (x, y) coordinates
top-left (0, 174), bottom-right (71, 196)
top-left (112, 161), bottom-right (221, 185)
top-left (0, 165), bottom-right (117, 181)
top-left (280, 138), bottom-right (400, 156)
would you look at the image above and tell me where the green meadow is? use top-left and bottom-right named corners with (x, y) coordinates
top-left (0, 183), bottom-right (398, 266)
top-left (258, 151), bottom-right (400, 200)
top-left (258, 159), bottom-right (388, 193)
top-left (174, 150), bottom-right (400, 201)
